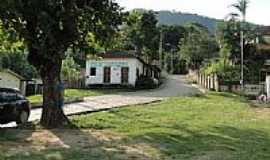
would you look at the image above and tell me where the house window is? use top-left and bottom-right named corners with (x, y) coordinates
top-left (90, 67), bottom-right (96, 76)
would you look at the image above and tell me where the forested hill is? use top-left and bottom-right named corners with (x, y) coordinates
top-left (156, 10), bottom-right (221, 33)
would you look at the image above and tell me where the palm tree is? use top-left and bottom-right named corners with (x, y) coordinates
top-left (232, 0), bottom-right (249, 90)
top-left (232, 0), bottom-right (249, 21)
top-left (224, 13), bottom-right (240, 22)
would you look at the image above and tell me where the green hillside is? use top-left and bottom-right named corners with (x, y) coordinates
top-left (157, 10), bottom-right (221, 33)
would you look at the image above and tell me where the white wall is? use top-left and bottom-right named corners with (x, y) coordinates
top-left (136, 59), bottom-right (144, 76)
top-left (0, 72), bottom-right (21, 90)
top-left (86, 58), bottom-right (144, 86)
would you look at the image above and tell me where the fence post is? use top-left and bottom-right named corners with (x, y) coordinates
top-left (212, 74), bottom-right (216, 91)
top-left (200, 73), bottom-right (203, 85)
top-left (211, 74), bottom-right (215, 90)
top-left (198, 72), bottom-right (201, 85)
top-left (202, 74), bottom-right (206, 88)
top-left (205, 74), bottom-right (207, 89)
top-left (214, 74), bottom-right (219, 91)
top-left (201, 73), bottom-right (204, 87)
top-left (197, 71), bottom-right (200, 84)
top-left (204, 74), bottom-right (207, 89)
top-left (209, 75), bottom-right (211, 89)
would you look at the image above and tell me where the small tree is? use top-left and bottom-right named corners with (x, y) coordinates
top-left (179, 23), bottom-right (218, 69)
top-left (121, 10), bottom-right (159, 62)
top-left (0, 52), bottom-right (37, 79)
top-left (61, 55), bottom-right (81, 84)
top-left (0, 0), bottom-right (123, 128)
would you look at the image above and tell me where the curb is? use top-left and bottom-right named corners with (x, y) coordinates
top-left (191, 84), bottom-right (208, 94)
top-left (66, 99), bottom-right (163, 117)
top-left (31, 97), bottom-right (84, 109)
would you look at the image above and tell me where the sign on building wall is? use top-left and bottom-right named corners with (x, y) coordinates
top-left (90, 61), bottom-right (129, 67)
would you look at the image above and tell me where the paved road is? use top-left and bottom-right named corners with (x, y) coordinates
top-left (1, 75), bottom-right (201, 128)
top-left (121, 75), bottom-right (201, 97)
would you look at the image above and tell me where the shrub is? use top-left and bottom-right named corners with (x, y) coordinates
top-left (202, 59), bottom-right (240, 82)
top-left (135, 76), bottom-right (158, 89)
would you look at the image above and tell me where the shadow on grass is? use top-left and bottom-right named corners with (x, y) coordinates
top-left (208, 92), bottom-right (249, 103)
top-left (0, 123), bottom-right (151, 160)
top-left (215, 92), bottom-right (241, 98)
top-left (125, 124), bottom-right (270, 160)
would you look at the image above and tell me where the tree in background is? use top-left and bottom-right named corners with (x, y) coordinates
top-left (216, 20), bottom-right (257, 63)
top-left (219, 44), bottom-right (232, 67)
top-left (231, 0), bottom-right (249, 88)
top-left (216, 20), bottom-right (241, 63)
top-left (121, 10), bottom-right (144, 52)
top-left (232, 0), bottom-right (249, 22)
top-left (1, 52), bottom-right (37, 79)
top-left (120, 10), bottom-right (159, 62)
top-left (0, 22), bottom-right (37, 78)
top-left (162, 26), bottom-right (186, 52)
top-left (204, 30), bottom-right (260, 83)
top-left (0, 21), bottom-right (24, 53)
top-left (61, 55), bottom-right (81, 84)
top-left (140, 11), bottom-right (159, 62)
top-left (215, 0), bottom-right (259, 83)
top-left (0, 0), bottom-right (123, 128)
top-left (160, 25), bottom-right (186, 73)
top-left (179, 23), bottom-right (218, 69)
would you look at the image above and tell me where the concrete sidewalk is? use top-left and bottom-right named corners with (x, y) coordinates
top-left (29, 95), bottom-right (163, 122)
top-left (1, 95), bottom-right (162, 128)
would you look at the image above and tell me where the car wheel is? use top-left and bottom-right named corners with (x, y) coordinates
top-left (16, 110), bottom-right (29, 124)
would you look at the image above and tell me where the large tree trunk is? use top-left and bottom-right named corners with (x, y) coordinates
top-left (40, 61), bottom-right (69, 128)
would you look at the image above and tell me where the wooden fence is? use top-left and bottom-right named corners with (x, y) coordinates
top-left (188, 70), bottom-right (219, 91)
top-left (189, 70), bottom-right (264, 96)
top-left (64, 78), bottom-right (85, 89)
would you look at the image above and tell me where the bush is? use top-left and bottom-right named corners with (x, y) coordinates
top-left (135, 76), bottom-right (158, 89)
top-left (202, 59), bottom-right (240, 82)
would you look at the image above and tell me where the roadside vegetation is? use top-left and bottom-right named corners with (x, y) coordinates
top-left (1, 92), bottom-right (270, 160)
top-left (202, 0), bottom-right (265, 85)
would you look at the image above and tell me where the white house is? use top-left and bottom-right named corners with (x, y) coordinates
top-left (85, 51), bottom-right (160, 87)
top-left (0, 69), bottom-right (27, 94)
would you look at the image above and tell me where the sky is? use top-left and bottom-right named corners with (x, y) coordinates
top-left (115, 0), bottom-right (270, 26)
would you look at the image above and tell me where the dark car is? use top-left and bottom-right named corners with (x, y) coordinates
top-left (0, 88), bottom-right (31, 124)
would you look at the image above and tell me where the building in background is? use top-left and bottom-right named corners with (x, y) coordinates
top-left (0, 69), bottom-right (43, 96)
top-left (0, 69), bottom-right (27, 95)
top-left (85, 51), bottom-right (161, 87)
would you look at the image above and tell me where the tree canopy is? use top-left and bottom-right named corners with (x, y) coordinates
top-left (179, 23), bottom-right (218, 69)
top-left (0, 22), bottom-right (37, 79)
top-left (0, 0), bottom-right (124, 127)
top-left (120, 10), bottom-right (159, 62)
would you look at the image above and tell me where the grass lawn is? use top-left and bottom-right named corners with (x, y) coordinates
top-left (1, 92), bottom-right (270, 160)
top-left (27, 89), bottom-right (117, 104)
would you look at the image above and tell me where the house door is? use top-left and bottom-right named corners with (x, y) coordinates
top-left (103, 67), bottom-right (111, 84)
top-left (121, 67), bottom-right (129, 84)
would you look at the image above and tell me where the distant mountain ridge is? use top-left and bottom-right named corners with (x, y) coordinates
top-left (156, 10), bottom-right (221, 33)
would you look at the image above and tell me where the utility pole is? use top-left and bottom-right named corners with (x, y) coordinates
top-left (240, 30), bottom-right (244, 90)
top-left (159, 30), bottom-right (163, 69)
top-left (231, 0), bottom-right (248, 91)
top-left (240, 13), bottom-right (246, 91)
top-left (171, 49), bottom-right (174, 74)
